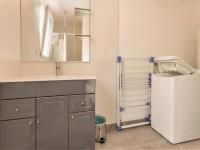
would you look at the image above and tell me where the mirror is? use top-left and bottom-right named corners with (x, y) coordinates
top-left (21, 0), bottom-right (90, 62)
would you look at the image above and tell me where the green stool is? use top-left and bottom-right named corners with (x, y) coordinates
top-left (95, 116), bottom-right (106, 143)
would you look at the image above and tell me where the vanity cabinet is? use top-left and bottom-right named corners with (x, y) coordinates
top-left (0, 97), bottom-right (36, 150)
top-left (36, 96), bottom-right (68, 150)
top-left (0, 79), bottom-right (95, 150)
top-left (69, 111), bottom-right (95, 150)
top-left (0, 118), bottom-right (35, 150)
top-left (69, 94), bottom-right (95, 150)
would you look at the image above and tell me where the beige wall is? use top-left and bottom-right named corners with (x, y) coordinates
top-left (0, 0), bottom-right (21, 77)
top-left (119, 0), bottom-right (200, 67)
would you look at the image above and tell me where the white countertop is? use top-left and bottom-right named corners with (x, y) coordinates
top-left (0, 75), bottom-right (96, 83)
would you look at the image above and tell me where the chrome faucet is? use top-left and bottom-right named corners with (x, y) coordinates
top-left (56, 62), bottom-right (61, 76)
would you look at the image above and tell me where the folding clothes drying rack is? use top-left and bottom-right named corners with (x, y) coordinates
top-left (117, 56), bottom-right (154, 130)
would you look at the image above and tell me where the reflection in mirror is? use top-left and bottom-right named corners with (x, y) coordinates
top-left (21, 0), bottom-right (90, 62)
top-left (67, 36), bottom-right (89, 62)
top-left (41, 7), bottom-right (54, 58)
top-left (74, 8), bottom-right (90, 36)
top-left (52, 33), bottom-right (67, 61)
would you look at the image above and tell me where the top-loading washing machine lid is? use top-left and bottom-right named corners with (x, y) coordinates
top-left (155, 56), bottom-right (197, 75)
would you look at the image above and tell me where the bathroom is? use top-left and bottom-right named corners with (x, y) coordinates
top-left (1, 0), bottom-right (200, 149)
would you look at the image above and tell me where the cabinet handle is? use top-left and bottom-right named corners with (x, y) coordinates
top-left (36, 120), bottom-right (40, 124)
top-left (28, 121), bottom-right (33, 125)
top-left (71, 115), bottom-right (74, 119)
top-left (15, 108), bottom-right (19, 112)
top-left (28, 121), bottom-right (34, 134)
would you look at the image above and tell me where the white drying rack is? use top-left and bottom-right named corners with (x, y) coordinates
top-left (117, 56), bottom-right (154, 130)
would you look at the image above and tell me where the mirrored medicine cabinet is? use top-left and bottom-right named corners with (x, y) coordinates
top-left (21, 0), bottom-right (91, 62)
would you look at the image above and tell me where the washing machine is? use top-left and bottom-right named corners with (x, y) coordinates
top-left (151, 56), bottom-right (200, 144)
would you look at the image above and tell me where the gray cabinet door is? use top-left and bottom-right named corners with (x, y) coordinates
top-left (36, 96), bottom-right (68, 150)
top-left (0, 118), bottom-right (35, 150)
top-left (69, 111), bottom-right (95, 150)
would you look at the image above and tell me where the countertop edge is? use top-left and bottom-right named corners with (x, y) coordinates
top-left (0, 76), bottom-right (96, 83)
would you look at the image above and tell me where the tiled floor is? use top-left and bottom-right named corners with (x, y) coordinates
top-left (95, 125), bottom-right (200, 150)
